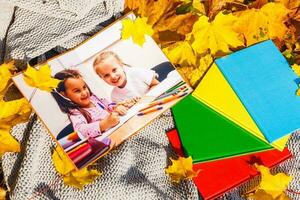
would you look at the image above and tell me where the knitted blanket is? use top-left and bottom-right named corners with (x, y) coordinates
top-left (0, 1), bottom-right (199, 199)
top-left (1, 1), bottom-right (299, 200)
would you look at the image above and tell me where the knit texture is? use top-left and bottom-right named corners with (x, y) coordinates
top-left (2, 112), bottom-right (198, 200)
top-left (1, 1), bottom-right (299, 199)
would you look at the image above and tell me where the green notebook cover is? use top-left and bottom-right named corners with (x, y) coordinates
top-left (171, 95), bottom-right (273, 163)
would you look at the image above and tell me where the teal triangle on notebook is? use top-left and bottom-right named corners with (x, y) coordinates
top-left (215, 40), bottom-right (300, 143)
top-left (171, 95), bottom-right (272, 163)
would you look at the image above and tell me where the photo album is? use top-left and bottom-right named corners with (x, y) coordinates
top-left (12, 13), bottom-right (192, 169)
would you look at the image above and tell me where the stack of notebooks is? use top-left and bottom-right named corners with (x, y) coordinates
top-left (170, 40), bottom-right (298, 199)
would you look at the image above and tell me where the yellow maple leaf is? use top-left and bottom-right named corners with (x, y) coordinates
top-left (188, 54), bottom-right (213, 87)
top-left (292, 64), bottom-right (300, 76)
top-left (23, 64), bottom-right (60, 92)
top-left (121, 17), bottom-right (154, 46)
top-left (254, 164), bottom-right (292, 199)
top-left (165, 156), bottom-right (199, 183)
top-left (63, 167), bottom-right (102, 190)
top-left (52, 146), bottom-right (102, 189)
top-left (190, 12), bottom-right (244, 56)
top-left (0, 187), bottom-right (6, 200)
top-left (52, 146), bottom-right (75, 175)
top-left (234, 3), bottom-right (290, 46)
top-left (125, 0), bottom-right (149, 17)
top-left (163, 41), bottom-right (197, 66)
top-left (0, 61), bottom-right (15, 95)
top-left (0, 128), bottom-right (20, 156)
top-left (243, 189), bottom-right (291, 200)
top-left (0, 98), bottom-right (32, 130)
top-left (154, 12), bottom-right (198, 36)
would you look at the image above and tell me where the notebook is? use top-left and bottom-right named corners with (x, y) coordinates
top-left (171, 95), bottom-right (273, 163)
top-left (215, 40), bottom-right (300, 143)
top-left (192, 63), bottom-right (290, 151)
top-left (166, 129), bottom-right (292, 200)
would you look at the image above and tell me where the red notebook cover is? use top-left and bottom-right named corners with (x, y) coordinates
top-left (166, 129), bottom-right (292, 200)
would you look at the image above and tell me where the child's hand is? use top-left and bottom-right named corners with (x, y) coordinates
top-left (100, 112), bottom-right (120, 131)
top-left (119, 97), bottom-right (141, 108)
top-left (114, 105), bottom-right (128, 116)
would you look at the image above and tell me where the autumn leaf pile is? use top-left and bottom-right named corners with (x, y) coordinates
top-left (125, 0), bottom-right (300, 87)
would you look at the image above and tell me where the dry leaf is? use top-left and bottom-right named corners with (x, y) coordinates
top-left (163, 41), bottom-right (197, 66)
top-left (188, 54), bottom-right (213, 86)
top-left (23, 64), bottom-right (60, 92)
top-left (165, 156), bottom-right (199, 183)
top-left (234, 3), bottom-right (290, 46)
top-left (256, 164), bottom-right (292, 199)
top-left (207, 0), bottom-right (245, 18)
top-left (154, 12), bottom-right (198, 36)
top-left (0, 128), bottom-right (20, 156)
top-left (52, 146), bottom-right (102, 189)
top-left (125, 0), bottom-right (198, 44)
top-left (0, 98), bottom-right (32, 130)
top-left (121, 17), bottom-right (154, 46)
top-left (243, 189), bottom-right (291, 200)
top-left (190, 12), bottom-right (244, 56)
top-left (52, 146), bottom-right (75, 175)
top-left (63, 168), bottom-right (102, 190)
top-left (243, 165), bottom-right (292, 199)
top-left (0, 61), bottom-right (14, 95)
top-left (124, 0), bottom-right (150, 17)
top-left (0, 187), bottom-right (6, 200)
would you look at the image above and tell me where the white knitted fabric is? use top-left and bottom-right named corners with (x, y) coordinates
top-left (1, 1), bottom-right (299, 200)
top-left (3, 0), bottom-right (124, 61)
top-left (2, 112), bottom-right (198, 200)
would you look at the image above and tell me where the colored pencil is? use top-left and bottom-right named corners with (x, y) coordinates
top-left (140, 92), bottom-right (188, 112)
top-left (156, 85), bottom-right (187, 100)
top-left (138, 106), bottom-right (163, 116)
top-left (165, 81), bottom-right (185, 93)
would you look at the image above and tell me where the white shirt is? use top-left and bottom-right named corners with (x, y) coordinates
top-left (111, 66), bottom-right (156, 102)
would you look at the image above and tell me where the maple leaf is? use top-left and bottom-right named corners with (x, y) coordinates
top-left (292, 64), bottom-right (300, 76)
top-left (23, 64), bottom-right (60, 92)
top-left (0, 61), bottom-right (15, 95)
top-left (0, 98), bottom-right (32, 130)
top-left (234, 3), bottom-right (290, 46)
top-left (243, 189), bottom-right (291, 200)
top-left (125, 0), bottom-right (198, 44)
top-left (0, 128), bottom-right (20, 156)
top-left (52, 146), bottom-right (102, 189)
top-left (0, 187), bottom-right (6, 200)
top-left (154, 12), bottom-right (198, 36)
top-left (121, 17), bottom-right (154, 46)
top-left (52, 146), bottom-right (75, 175)
top-left (256, 164), bottom-right (292, 198)
top-left (188, 54), bottom-right (213, 86)
top-left (243, 165), bottom-right (292, 200)
top-left (177, 0), bottom-right (206, 15)
top-left (165, 156), bottom-right (199, 183)
top-left (124, 0), bottom-right (149, 17)
top-left (63, 168), bottom-right (102, 190)
top-left (163, 41), bottom-right (197, 66)
top-left (190, 12), bottom-right (244, 56)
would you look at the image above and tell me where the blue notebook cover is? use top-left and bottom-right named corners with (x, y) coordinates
top-left (216, 40), bottom-right (300, 143)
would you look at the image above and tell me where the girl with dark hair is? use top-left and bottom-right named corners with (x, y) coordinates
top-left (51, 69), bottom-right (126, 139)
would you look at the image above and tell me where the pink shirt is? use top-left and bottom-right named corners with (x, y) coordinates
top-left (69, 95), bottom-right (114, 138)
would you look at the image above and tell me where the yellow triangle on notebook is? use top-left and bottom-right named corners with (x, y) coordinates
top-left (192, 63), bottom-right (289, 151)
